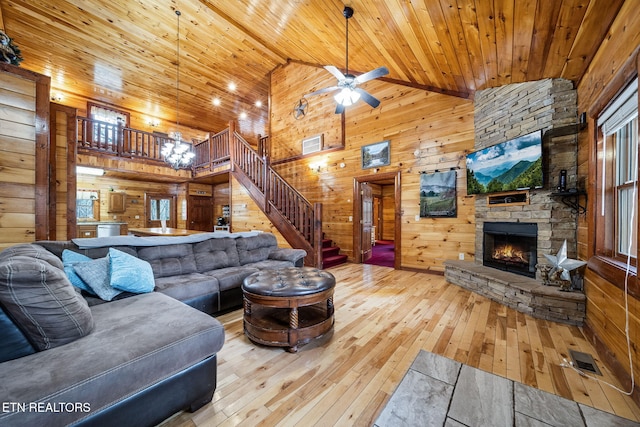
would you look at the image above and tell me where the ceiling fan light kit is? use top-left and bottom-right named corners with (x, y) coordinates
top-left (305, 6), bottom-right (388, 114)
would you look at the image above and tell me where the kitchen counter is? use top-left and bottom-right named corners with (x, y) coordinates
top-left (77, 221), bottom-right (128, 225)
top-left (77, 222), bottom-right (128, 238)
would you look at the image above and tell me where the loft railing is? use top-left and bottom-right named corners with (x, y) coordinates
top-left (77, 116), bottom-right (187, 163)
top-left (192, 128), bottom-right (230, 173)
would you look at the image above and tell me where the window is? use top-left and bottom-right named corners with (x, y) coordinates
top-left (595, 79), bottom-right (638, 269)
top-left (150, 199), bottom-right (171, 221)
top-left (76, 190), bottom-right (100, 221)
top-left (87, 103), bottom-right (130, 147)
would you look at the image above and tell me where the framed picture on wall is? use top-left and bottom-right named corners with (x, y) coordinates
top-left (420, 170), bottom-right (457, 217)
top-left (361, 140), bottom-right (390, 169)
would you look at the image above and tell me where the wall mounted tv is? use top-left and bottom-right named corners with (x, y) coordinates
top-left (466, 130), bottom-right (543, 195)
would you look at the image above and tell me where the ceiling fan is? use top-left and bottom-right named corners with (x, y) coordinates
top-left (305, 6), bottom-right (389, 114)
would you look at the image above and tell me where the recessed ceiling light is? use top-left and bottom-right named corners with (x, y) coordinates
top-left (255, 100), bottom-right (262, 108)
top-left (239, 112), bottom-right (247, 120)
top-left (212, 98), bottom-right (221, 106)
top-left (228, 82), bottom-right (236, 91)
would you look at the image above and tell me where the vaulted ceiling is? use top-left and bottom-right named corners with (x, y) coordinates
top-left (0, 0), bottom-right (625, 136)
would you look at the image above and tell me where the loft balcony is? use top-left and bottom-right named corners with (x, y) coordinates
top-left (76, 116), bottom-right (235, 176)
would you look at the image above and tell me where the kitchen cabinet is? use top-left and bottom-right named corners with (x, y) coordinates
top-left (108, 192), bottom-right (127, 213)
top-left (77, 225), bottom-right (97, 238)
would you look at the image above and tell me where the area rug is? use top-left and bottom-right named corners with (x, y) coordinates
top-left (365, 240), bottom-right (395, 268)
top-left (374, 350), bottom-right (638, 427)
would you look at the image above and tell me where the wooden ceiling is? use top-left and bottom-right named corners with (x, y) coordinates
top-left (0, 0), bottom-right (625, 136)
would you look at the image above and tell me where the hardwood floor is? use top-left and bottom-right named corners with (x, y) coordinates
top-left (160, 263), bottom-right (640, 426)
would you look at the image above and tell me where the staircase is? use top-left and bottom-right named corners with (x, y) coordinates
top-left (321, 235), bottom-right (348, 269)
top-left (213, 123), bottom-right (327, 267)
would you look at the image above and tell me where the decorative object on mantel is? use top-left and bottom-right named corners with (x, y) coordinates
top-left (0, 30), bottom-right (22, 66)
top-left (541, 240), bottom-right (587, 291)
top-left (161, 10), bottom-right (195, 170)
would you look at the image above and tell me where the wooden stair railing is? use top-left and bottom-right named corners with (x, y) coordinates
top-left (192, 128), bottom-right (230, 173)
top-left (229, 125), bottom-right (322, 268)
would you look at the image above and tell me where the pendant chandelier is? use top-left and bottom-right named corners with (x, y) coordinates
top-left (162, 9), bottom-right (195, 170)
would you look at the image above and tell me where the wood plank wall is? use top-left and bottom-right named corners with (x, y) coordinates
top-left (270, 63), bottom-right (343, 160)
top-left (0, 64), bottom-right (49, 250)
top-left (228, 175), bottom-right (291, 248)
top-left (265, 62), bottom-right (475, 270)
top-left (575, 0), bottom-right (640, 402)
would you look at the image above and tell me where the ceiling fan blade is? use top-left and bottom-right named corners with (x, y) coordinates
top-left (335, 103), bottom-right (346, 114)
top-left (305, 86), bottom-right (340, 97)
top-left (356, 66), bottom-right (389, 84)
top-left (324, 65), bottom-right (346, 81)
top-left (355, 88), bottom-right (381, 108)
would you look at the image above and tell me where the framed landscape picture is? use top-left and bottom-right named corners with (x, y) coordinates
top-left (361, 140), bottom-right (390, 169)
top-left (420, 170), bottom-right (457, 217)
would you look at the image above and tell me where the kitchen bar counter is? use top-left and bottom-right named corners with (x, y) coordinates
top-left (128, 227), bottom-right (205, 237)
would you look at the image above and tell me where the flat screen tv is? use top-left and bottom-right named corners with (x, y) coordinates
top-left (466, 130), bottom-right (543, 195)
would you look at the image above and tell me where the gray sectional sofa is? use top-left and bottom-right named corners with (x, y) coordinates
top-left (0, 232), bottom-right (306, 426)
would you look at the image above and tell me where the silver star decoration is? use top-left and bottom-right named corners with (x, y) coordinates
top-left (543, 240), bottom-right (586, 281)
top-left (293, 98), bottom-right (308, 119)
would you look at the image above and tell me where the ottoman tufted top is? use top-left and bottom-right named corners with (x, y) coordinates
top-left (242, 267), bottom-right (335, 297)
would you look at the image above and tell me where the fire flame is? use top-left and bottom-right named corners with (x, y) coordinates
top-left (493, 244), bottom-right (527, 263)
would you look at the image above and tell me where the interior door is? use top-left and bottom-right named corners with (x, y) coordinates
top-left (361, 183), bottom-right (373, 262)
top-left (145, 194), bottom-right (177, 228)
top-left (188, 195), bottom-right (214, 231)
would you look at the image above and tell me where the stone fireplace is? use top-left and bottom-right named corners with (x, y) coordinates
top-left (483, 222), bottom-right (537, 278)
top-left (473, 78), bottom-right (580, 272)
top-left (443, 78), bottom-right (585, 325)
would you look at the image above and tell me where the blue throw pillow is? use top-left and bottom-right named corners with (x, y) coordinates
top-left (73, 257), bottom-right (122, 301)
top-left (109, 248), bottom-right (155, 293)
top-left (62, 250), bottom-right (96, 295)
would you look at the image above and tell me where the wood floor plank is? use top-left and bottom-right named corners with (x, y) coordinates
top-left (158, 264), bottom-right (640, 426)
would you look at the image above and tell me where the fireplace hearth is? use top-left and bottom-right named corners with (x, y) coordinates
top-left (483, 222), bottom-right (537, 278)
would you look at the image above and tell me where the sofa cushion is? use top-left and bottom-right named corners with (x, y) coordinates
top-left (193, 237), bottom-right (240, 272)
top-left (61, 250), bottom-right (97, 295)
top-left (244, 259), bottom-right (298, 270)
top-left (235, 233), bottom-right (278, 265)
top-left (137, 244), bottom-right (198, 278)
top-left (73, 257), bottom-right (123, 301)
top-left (154, 273), bottom-right (219, 302)
top-left (202, 266), bottom-right (258, 291)
top-left (0, 244), bottom-right (94, 351)
top-left (109, 248), bottom-right (155, 294)
top-left (0, 292), bottom-right (224, 427)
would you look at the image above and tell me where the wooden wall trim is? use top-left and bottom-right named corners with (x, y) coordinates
top-left (49, 103), bottom-right (79, 239)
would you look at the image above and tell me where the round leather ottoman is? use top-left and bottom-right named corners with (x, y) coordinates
top-left (242, 267), bottom-right (335, 352)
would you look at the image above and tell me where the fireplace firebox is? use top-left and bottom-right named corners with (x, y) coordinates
top-left (483, 222), bottom-right (537, 278)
